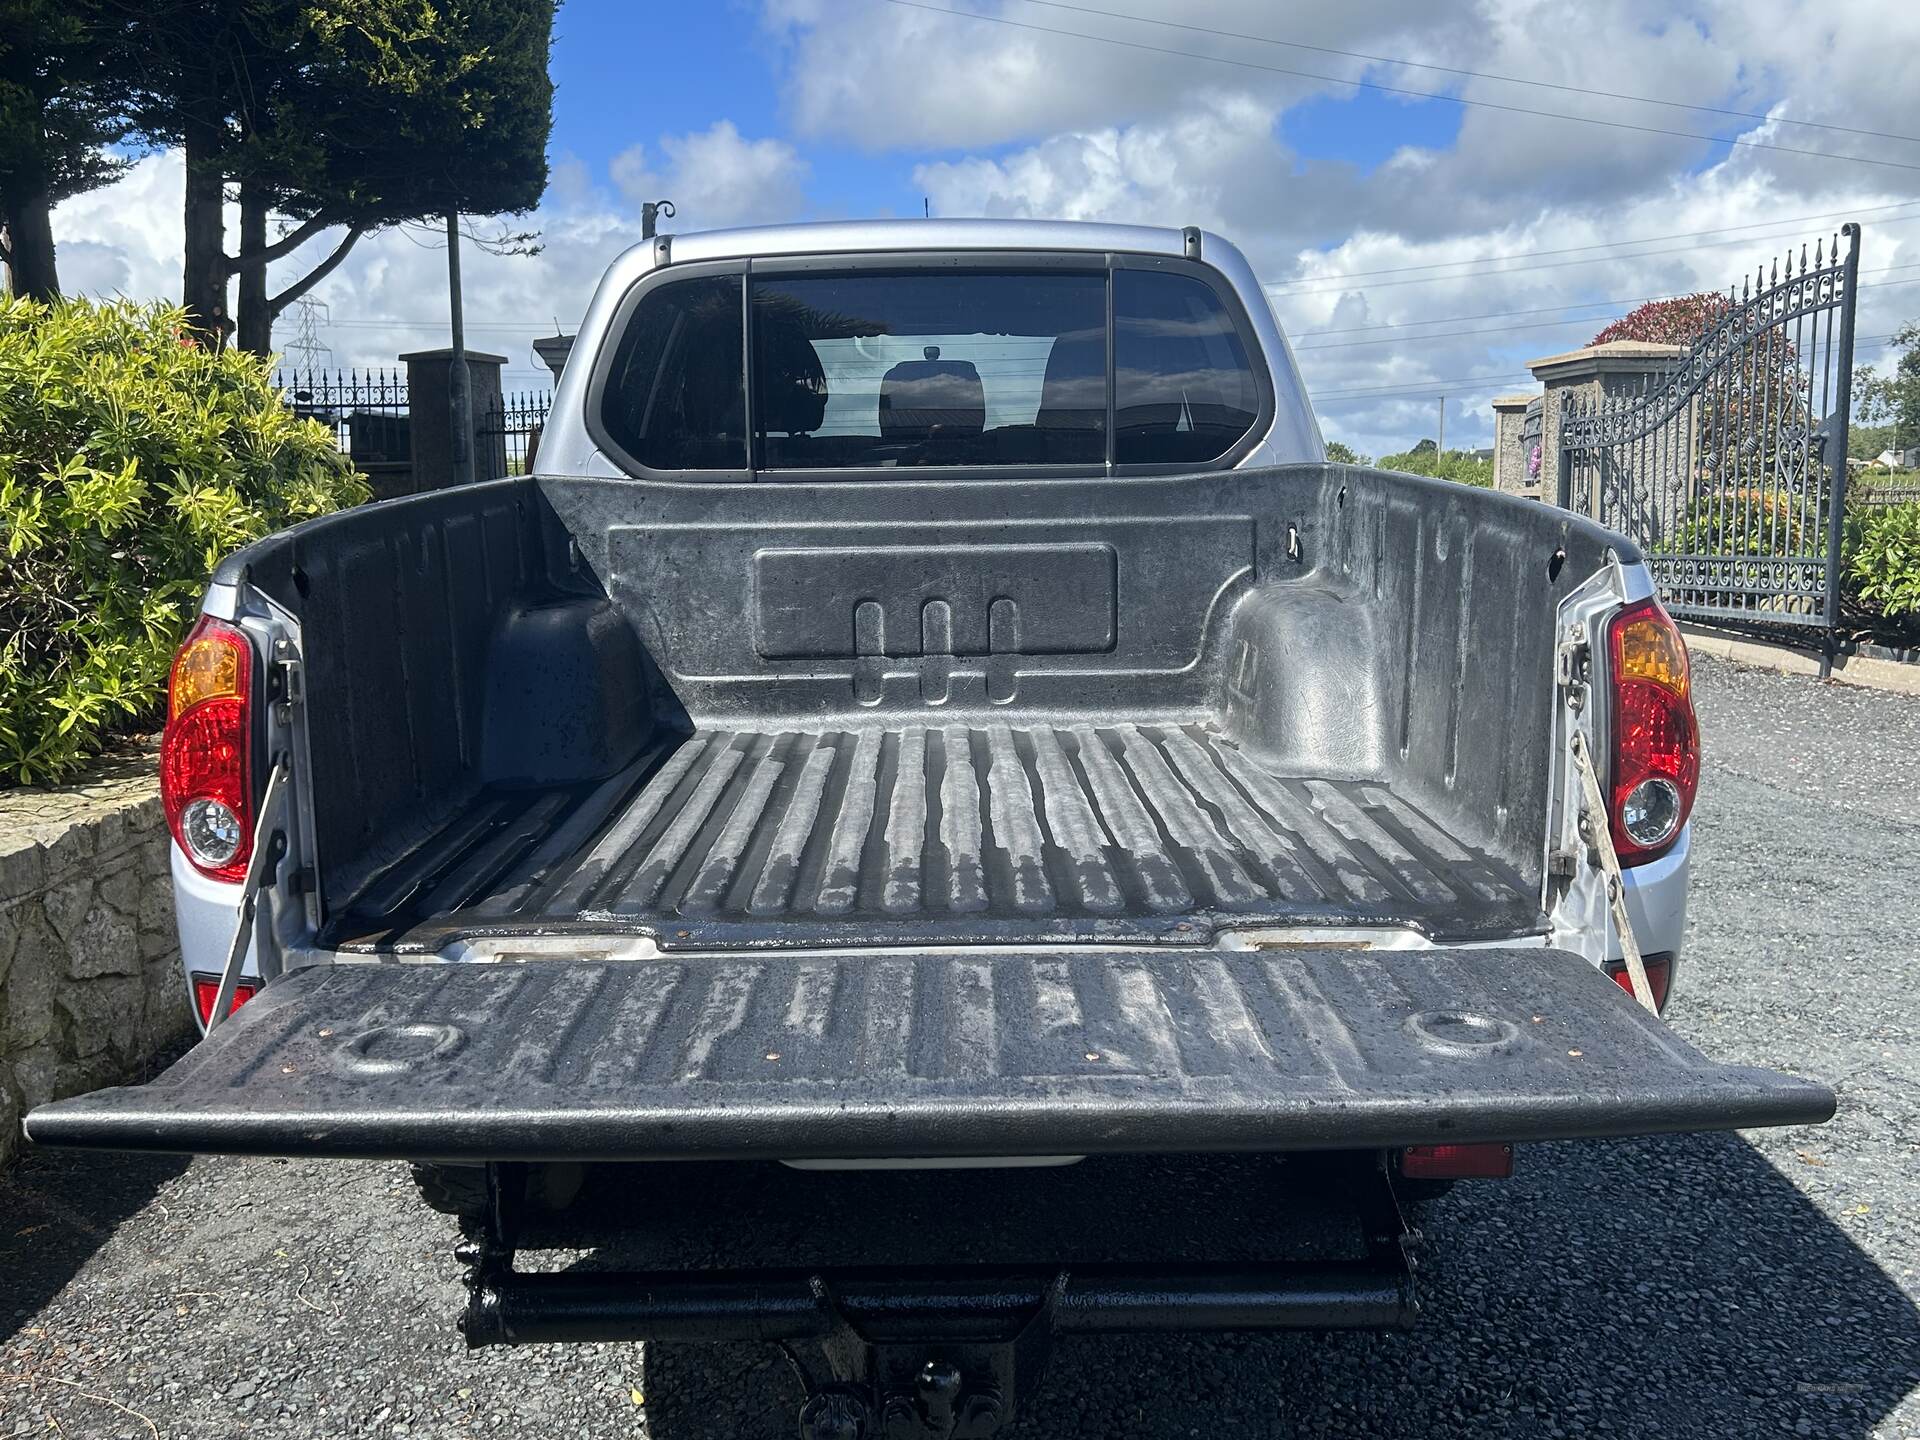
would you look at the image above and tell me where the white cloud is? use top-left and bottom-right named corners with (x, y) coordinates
top-left (45, 119), bottom-right (810, 381)
top-left (52, 149), bottom-right (187, 303)
top-left (883, 0), bottom-right (1920, 457)
top-left (914, 93), bottom-right (1294, 231)
top-left (610, 121), bottom-right (809, 231)
top-left (763, 0), bottom-right (1461, 150)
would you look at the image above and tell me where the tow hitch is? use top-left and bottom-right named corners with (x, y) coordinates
top-left (454, 1159), bottom-right (1420, 1437)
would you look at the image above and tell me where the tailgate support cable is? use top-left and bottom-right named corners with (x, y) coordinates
top-left (1570, 732), bottom-right (1658, 1013)
top-left (204, 759), bottom-right (290, 1032)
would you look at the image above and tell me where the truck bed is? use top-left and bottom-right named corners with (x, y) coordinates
top-left (239, 466), bottom-right (1612, 948)
top-left (334, 721), bottom-right (1539, 950)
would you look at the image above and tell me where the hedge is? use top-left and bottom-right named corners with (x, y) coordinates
top-left (1846, 501), bottom-right (1920, 622)
top-left (0, 296), bottom-right (369, 786)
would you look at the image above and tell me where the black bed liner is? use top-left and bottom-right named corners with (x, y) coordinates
top-left (334, 723), bottom-right (1542, 951)
top-left (26, 948), bottom-right (1834, 1161)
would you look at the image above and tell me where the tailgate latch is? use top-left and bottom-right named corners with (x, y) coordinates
top-left (1555, 626), bottom-right (1591, 711)
top-left (272, 637), bottom-right (303, 723)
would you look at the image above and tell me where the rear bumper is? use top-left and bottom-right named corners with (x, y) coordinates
top-left (172, 843), bottom-right (257, 1034)
top-left (462, 1259), bottom-right (1416, 1347)
top-left (27, 945), bottom-right (1832, 1162)
top-left (1618, 825), bottom-right (1689, 964)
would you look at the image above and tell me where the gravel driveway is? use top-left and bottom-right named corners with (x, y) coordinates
top-left (5, 655), bottom-right (1917, 1439)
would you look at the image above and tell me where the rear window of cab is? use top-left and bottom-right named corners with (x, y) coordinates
top-left (595, 260), bottom-right (1269, 476)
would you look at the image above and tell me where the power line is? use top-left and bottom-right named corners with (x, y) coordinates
top-left (878, 0), bottom-right (1920, 174)
top-left (1276, 233), bottom-right (1909, 297)
top-left (1305, 333), bottom-right (1907, 403)
top-left (1011, 0), bottom-right (1920, 146)
top-left (1270, 201), bottom-right (1920, 289)
top-left (1299, 313), bottom-right (1668, 352)
top-left (311, 262), bottom-right (1920, 344)
top-left (1298, 296), bottom-right (1658, 338)
top-left (1292, 270), bottom-right (1920, 350)
top-left (318, 206), bottom-right (1920, 336)
top-left (323, 316), bottom-right (575, 331)
top-left (1310, 369), bottom-right (1536, 401)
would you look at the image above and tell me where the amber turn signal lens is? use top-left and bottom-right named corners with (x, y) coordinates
top-left (1612, 610), bottom-right (1689, 699)
top-left (169, 632), bottom-right (244, 719)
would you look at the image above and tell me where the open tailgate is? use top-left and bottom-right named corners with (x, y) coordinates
top-left (25, 948), bottom-right (1832, 1161)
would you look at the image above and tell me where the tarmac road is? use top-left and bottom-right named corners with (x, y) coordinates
top-left (3, 655), bottom-right (1917, 1439)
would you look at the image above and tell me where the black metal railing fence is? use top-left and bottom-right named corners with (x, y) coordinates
top-left (477, 389), bottom-right (553, 476)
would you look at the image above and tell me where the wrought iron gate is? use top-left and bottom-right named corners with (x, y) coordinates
top-left (1558, 223), bottom-right (1860, 657)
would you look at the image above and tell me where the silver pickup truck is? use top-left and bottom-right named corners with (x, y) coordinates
top-left (28, 219), bottom-right (1831, 1438)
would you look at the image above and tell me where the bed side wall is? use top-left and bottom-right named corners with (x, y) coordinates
top-left (1219, 468), bottom-right (1620, 885)
top-left (218, 479), bottom-right (665, 913)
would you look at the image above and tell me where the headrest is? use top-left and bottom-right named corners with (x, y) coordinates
top-left (878, 357), bottom-right (985, 439)
top-left (1036, 326), bottom-right (1105, 430)
top-left (756, 320), bottom-right (829, 435)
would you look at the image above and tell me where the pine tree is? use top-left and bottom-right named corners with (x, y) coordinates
top-left (0, 1), bottom-right (130, 300)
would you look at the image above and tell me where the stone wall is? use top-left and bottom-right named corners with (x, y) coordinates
top-left (1, 745), bottom-right (191, 1168)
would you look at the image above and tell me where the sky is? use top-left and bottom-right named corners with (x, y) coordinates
top-left (47, 0), bottom-right (1920, 458)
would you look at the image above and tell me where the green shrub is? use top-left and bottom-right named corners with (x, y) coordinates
top-left (1844, 501), bottom-right (1920, 620)
top-left (0, 296), bottom-right (369, 785)
top-left (1377, 448), bottom-right (1494, 487)
top-left (1664, 487), bottom-right (1821, 559)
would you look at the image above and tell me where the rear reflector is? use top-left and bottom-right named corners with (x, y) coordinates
top-left (192, 973), bottom-right (259, 1028)
top-left (1605, 953), bottom-right (1674, 1012)
top-left (1400, 1142), bottom-right (1514, 1180)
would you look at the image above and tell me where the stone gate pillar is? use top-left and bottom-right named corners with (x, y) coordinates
top-left (1490, 393), bottom-right (1538, 497)
top-left (1526, 341), bottom-right (1686, 519)
top-left (401, 347), bottom-right (508, 491)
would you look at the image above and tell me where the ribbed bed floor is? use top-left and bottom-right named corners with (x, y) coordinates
top-left (338, 723), bottom-right (1540, 948)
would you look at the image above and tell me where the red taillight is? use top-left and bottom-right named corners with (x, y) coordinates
top-left (191, 973), bottom-right (260, 1027)
top-left (161, 616), bottom-right (255, 881)
top-left (1606, 954), bottom-right (1674, 1012)
top-left (1400, 1143), bottom-right (1514, 1180)
top-left (1608, 598), bottom-right (1698, 866)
